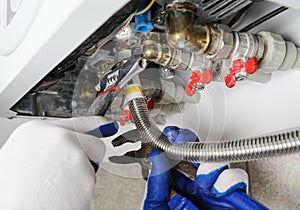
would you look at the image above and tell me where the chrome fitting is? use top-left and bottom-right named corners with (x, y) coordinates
top-left (230, 32), bottom-right (263, 60)
top-left (206, 24), bottom-right (234, 60)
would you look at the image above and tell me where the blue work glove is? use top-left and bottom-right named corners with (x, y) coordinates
top-left (144, 126), bottom-right (268, 210)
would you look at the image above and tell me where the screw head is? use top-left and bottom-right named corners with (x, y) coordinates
top-left (94, 84), bottom-right (101, 92)
top-left (161, 67), bottom-right (175, 80)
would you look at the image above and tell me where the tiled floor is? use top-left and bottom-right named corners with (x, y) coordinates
top-left (95, 163), bottom-right (146, 210)
top-left (248, 154), bottom-right (300, 210)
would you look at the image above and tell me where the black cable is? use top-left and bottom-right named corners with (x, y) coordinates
top-left (227, 3), bottom-right (253, 28)
top-left (240, 6), bottom-right (288, 32)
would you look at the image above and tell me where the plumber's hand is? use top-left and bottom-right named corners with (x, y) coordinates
top-left (143, 126), bottom-right (249, 210)
top-left (0, 117), bottom-right (118, 210)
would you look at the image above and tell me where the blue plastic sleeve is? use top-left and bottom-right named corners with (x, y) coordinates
top-left (134, 7), bottom-right (154, 33)
top-left (86, 122), bottom-right (118, 138)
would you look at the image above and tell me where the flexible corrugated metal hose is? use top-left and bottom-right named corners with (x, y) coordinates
top-left (129, 97), bottom-right (300, 163)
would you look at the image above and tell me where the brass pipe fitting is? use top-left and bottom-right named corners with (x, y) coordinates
top-left (140, 32), bottom-right (172, 67)
top-left (165, 2), bottom-right (211, 53)
top-left (165, 2), bottom-right (263, 61)
top-left (140, 32), bottom-right (212, 71)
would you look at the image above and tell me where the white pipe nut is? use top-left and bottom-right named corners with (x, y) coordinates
top-left (257, 31), bottom-right (287, 73)
top-left (278, 41), bottom-right (300, 71)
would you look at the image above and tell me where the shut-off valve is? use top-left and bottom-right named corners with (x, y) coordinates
top-left (141, 1), bottom-right (300, 95)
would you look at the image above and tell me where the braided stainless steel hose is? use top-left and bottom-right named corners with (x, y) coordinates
top-left (129, 97), bottom-right (300, 163)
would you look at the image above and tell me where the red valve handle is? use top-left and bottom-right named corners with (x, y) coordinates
top-left (225, 57), bottom-right (258, 88)
top-left (244, 57), bottom-right (258, 74)
top-left (119, 99), bottom-right (155, 126)
top-left (185, 69), bottom-right (213, 96)
top-left (119, 110), bottom-right (133, 126)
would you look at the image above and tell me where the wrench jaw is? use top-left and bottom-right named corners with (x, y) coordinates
top-left (90, 55), bottom-right (147, 116)
top-left (107, 125), bottom-right (198, 181)
top-left (109, 128), bottom-right (152, 180)
top-left (93, 55), bottom-right (197, 180)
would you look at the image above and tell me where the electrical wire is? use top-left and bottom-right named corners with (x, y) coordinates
top-left (240, 6), bottom-right (288, 32)
top-left (227, 3), bottom-right (253, 28)
top-left (81, 14), bottom-right (135, 59)
top-left (134, 0), bottom-right (156, 16)
top-left (82, 1), bottom-right (156, 59)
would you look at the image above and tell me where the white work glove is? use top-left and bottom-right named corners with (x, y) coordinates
top-left (0, 117), bottom-right (132, 210)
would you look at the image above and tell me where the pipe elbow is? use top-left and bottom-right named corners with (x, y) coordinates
top-left (142, 44), bottom-right (160, 61)
top-left (165, 2), bottom-right (210, 52)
